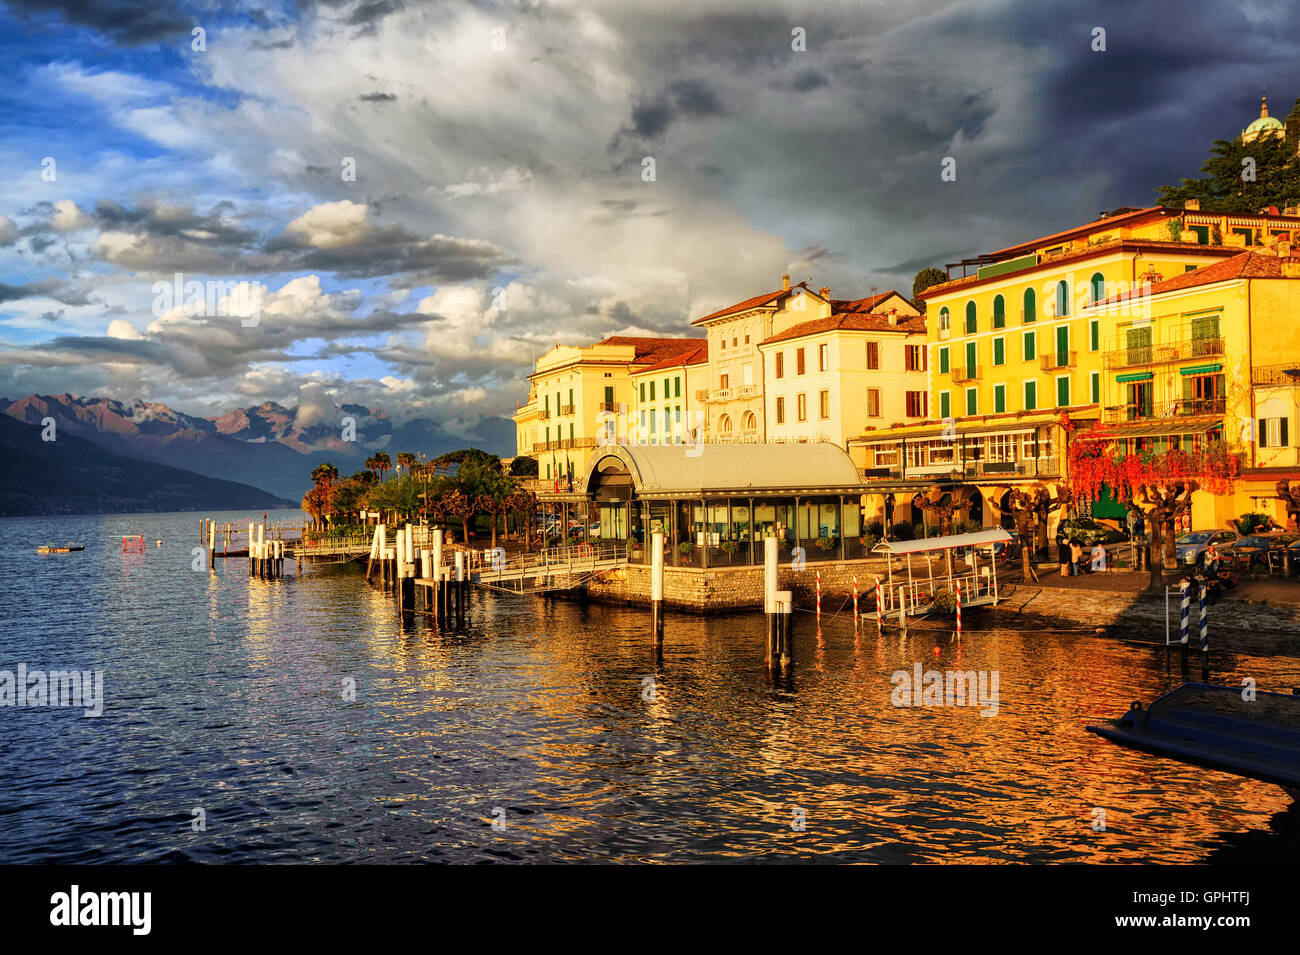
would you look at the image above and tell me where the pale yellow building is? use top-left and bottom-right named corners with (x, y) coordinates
top-left (513, 335), bottom-right (704, 485)
top-left (629, 341), bottom-right (708, 445)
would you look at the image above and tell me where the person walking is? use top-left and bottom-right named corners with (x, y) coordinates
top-left (1091, 541), bottom-right (1107, 573)
top-left (1070, 538), bottom-right (1083, 576)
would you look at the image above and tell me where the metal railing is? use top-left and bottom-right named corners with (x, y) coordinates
top-left (1103, 397), bottom-right (1226, 422)
top-left (1253, 362), bottom-right (1300, 386)
top-left (1040, 350), bottom-right (1077, 371)
top-left (951, 365), bottom-right (981, 383)
top-left (1102, 337), bottom-right (1225, 370)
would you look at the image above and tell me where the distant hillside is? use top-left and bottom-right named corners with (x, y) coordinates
top-left (2, 393), bottom-right (514, 500)
top-left (0, 416), bottom-right (294, 516)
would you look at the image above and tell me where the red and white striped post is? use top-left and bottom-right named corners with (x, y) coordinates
top-left (815, 570), bottom-right (822, 621)
top-left (852, 574), bottom-right (859, 621)
top-left (955, 581), bottom-right (963, 641)
top-left (874, 577), bottom-right (883, 634)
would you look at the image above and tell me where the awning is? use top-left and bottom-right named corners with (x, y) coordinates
top-left (1096, 417), bottom-right (1222, 438)
top-left (1116, 371), bottom-right (1153, 383)
top-left (1180, 362), bottom-right (1222, 375)
top-left (883, 528), bottom-right (1012, 555)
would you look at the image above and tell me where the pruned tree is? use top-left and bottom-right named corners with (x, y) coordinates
top-left (1276, 479), bottom-right (1300, 528)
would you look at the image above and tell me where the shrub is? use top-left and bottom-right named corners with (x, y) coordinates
top-left (930, 588), bottom-right (957, 616)
top-left (893, 522), bottom-right (916, 541)
top-left (865, 520), bottom-right (883, 538)
top-left (1235, 513), bottom-right (1271, 535)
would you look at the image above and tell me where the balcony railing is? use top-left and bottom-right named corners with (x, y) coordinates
top-left (951, 365), bottom-right (981, 383)
top-left (1102, 397), bottom-right (1226, 422)
top-left (598, 402), bottom-right (619, 412)
top-left (1102, 337), bottom-right (1225, 370)
top-left (537, 409), bottom-right (551, 420)
top-left (711, 388), bottom-right (733, 401)
top-left (560, 404), bottom-right (575, 415)
top-left (735, 385), bottom-right (757, 398)
top-left (1040, 350), bottom-right (1077, 371)
top-left (859, 457), bottom-right (1060, 483)
top-left (1252, 362), bottom-right (1300, 386)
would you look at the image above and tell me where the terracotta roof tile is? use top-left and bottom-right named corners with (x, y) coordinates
top-left (1095, 251), bottom-right (1289, 304)
top-left (635, 340), bottom-right (708, 372)
top-left (598, 335), bottom-right (705, 361)
top-left (690, 283), bottom-right (809, 325)
top-left (759, 312), bottom-right (926, 346)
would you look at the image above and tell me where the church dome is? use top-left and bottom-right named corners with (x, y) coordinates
top-left (1244, 95), bottom-right (1285, 140)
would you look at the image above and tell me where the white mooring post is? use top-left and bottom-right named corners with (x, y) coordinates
top-left (650, 530), bottom-right (665, 645)
top-left (432, 529), bottom-right (445, 619)
top-left (764, 536), bottom-right (779, 665)
top-left (377, 524), bottom-right (387, 587)
top-left (775, 590), bottom-right (794, 667)
top-left (257, 524), bottom-right (266, 579)
top-left (248, 522), bottom-right (255, 577)
top-left (455, 550), bottom-right (466, 625)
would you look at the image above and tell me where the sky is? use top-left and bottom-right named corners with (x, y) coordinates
top-left (1, 0), bottom-right (1299, 438)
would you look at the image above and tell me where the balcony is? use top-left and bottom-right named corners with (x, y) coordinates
top-left (1040, 351), bottom-right (1077, 371)
top-left (537, 409), bottom-right (551, 420)
top-left (951, 365), bottom-right (981, 383)
top-left (598, 401), bottom-right (619, 412)
top-left (1252, 362), bottom-right (1300, 386)
top-left (711, 388), bottom-right (733, 401)
top-left (735, 385), bottom-right (757, 398)
top-left (1102, 337), bottom-right (1225, 371)
top-left (694, 390), bottom-right (709, 402)
top-left (560, 404), bottom-right (575, 415)
top-left (1103, 397), bottom-right (1226, 422)
top-left (858, 457), bottom-right (1060, 483)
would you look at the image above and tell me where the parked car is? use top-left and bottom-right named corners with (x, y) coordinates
top-left (1056, 518), bottom-right (1127, 548)
top-left (1220, 533), bottom-right (1296, 572)
top-left (1174, 529), bottom-right (1239, 567)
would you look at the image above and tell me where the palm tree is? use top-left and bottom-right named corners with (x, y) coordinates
top-left (373, 451), bottom-right (392, 482)
top-left (310, 462), bottom-right (339, 488)
top-left (396, 452), bottom-right (417, 475)
top-left (364, 454), bottom-right (381, 480)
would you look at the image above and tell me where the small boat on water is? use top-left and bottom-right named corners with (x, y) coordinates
top-left (37, 543), bottom-right (85, 554)
top-left (1088, 682), bottom-right (1300, 798)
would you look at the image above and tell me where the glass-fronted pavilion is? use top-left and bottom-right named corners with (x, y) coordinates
top-left (538, 443), bottom-right (869, 567)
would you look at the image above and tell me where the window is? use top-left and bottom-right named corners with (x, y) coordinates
top-left (796, 348), bottom-right (806, 375)
top-left (988, 434), bottom-right (1014, 462)
top-left (742, 363), bottom-right (753, 386)
top-left (1023, 287), bottom-right (1036, 323)
top-left (818, 389), bottom-right (829, 418)
top-left (604, 385), bottom-right (614, 406)
top-left (720, 373), bottom-right (729, 390)
top-left (1089, 319), bottom-right (1099, 351)
top-left (938, 346), bottom-right (949, 374)
top-left (962, 388), bottom-right (975, 416)
top-left (1023, 330), bottom-right (1036, 361)
top-left (939, 391), bottom-right (951, 419)
top-left (1090, 370), bottom-right (1100, 404)
top-left (993, 294), bottom-right (1005, 328)
top-left (639, 383), bottom-right (645, 402)
top-left (1261, 417), bottom-right (1291, 448)
top-left (965, 340), bottom-right (976, 375)
top-left (1090, 272), bottom-right (1105, 305)
top-left (732, 337), bottom-right (737, 346)
top-left (569, 423), bottom-right (574, 441)
top-left (819, 343), bottom-right (829, 371)
top-left (1190, 225), bottom-right (1210, 244)
top-left (906, 391), bottom-right (928, 417)
top-left (1024, 380), bottom-right (1037, 411)
top-left (964, 301), bottom-right (977, 334)
top-left (938, 307), bottom-right (951, 336)
top-left (866, 341), bottom-right (880, 369)
top-left (545, 426), bottom-right (550, 443)
top-left (744, 333), bottom-right (750, 344)
top-left (720, 338), bottom-right (726, 350)
top-left (775, 396), bottom-right (786, 424)
top-left (775, 352), bottom-right (785, 378)
top-left (674, 377), bottom-right (681, 398)
top-left (568, 388), bottom-right (573, 406)
top-left (993, 336), bottom-right (1005, 366)
top-left (905, 344), bottom-right (927, 371)
top-left (649, 380), bottom-right (655, 401)
top-left (663, 378), bottom-right (670, 399)
top-left (1055, 280), bottom-right (1069, 317)
top-left (1055, 324), bottom-right (1069, 365)
top-left (994, 383), bottom-right (1006, 413)
top-left (1232, 227), bottom-right (1255, 246)
top-left (1056, 375), bottom-right (1071, 408)
top-left (866, 388), bottom-right (881, 417)
top-left (797, 393), bottom-right (807, 421)
top-left (649, 411), bottom-right (656, 436)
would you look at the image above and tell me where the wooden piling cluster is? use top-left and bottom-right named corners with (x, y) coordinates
top-left (364, 523), bottom-right (470, 626)
top-left (244, 521), bottom-right (285, 579)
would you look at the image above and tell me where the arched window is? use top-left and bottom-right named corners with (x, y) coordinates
top-left (938, 306), bottom-right (950, 333)
top-left (742, 411), bottom-right (756, 432)
top-left (718, 414), bottom-right (733, 432)
top-left (992, 294), bottom-right (1005, 329)
top-left (1023, 287), bottom-right (1036, 323)
top-left (964, 301), bottom-right (977, 334)
top-left (1090, 272), bottom-right (1105, 304)
top-left (1055, 280), bottom-right (1069, 317)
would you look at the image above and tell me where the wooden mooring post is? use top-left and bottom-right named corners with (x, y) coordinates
top-left (207, 519), bottom-right (216, 570)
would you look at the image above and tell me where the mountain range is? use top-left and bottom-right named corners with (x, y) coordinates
top-left (0, 393), bottom-right (514, 504)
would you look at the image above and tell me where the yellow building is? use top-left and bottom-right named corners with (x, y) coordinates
top-left (757, 293), bottom-right (929, 460)
top-left (513, 335), bottom-right (703, 485)
top-left (1089, 247), bottom-right (1300, 529)
top-left (629, 341), bottom-right (708, 446)
top-left (853, 203), bottom-right (1300, 531)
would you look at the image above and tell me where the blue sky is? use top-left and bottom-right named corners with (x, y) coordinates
top-left (2, 0), bottom-right (1299, 436)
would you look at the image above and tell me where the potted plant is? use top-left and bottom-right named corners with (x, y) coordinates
top-left (679, 541), bottom-right (695, 565)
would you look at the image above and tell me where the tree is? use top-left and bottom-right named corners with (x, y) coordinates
top-left (310, 462), bottom-right (339, 488)
top-left (396, 452), bottom-right (417, 474)
top-left (1155, 125), bottom-right (1300, 214)
top-left (372, 451), bottom-right (392, 481)
top-left (435, 447), bottom-right (504, 475)
top-left (911, 267), bottom-right (947, 312)
top-left (1069, 427), bottom-right (1240, 590)
top-left (509, 455), bottom-right (539, 478)
top-left (998, 483), bottom-right (1072, 579)
top-left (439, 487), bottom-right (474, 543)
top-left (1276, 479), bottom-right (1300, 527)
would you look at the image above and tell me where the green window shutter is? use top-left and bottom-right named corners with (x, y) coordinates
top-left (965, 301), bottom-right (977, 334)
top-left (1090, 320), bottom-right (1099, 351)
top-left (1023, 288), bottom-right (1035, 323)
top-left (650, 381), bottom-right (655, 401)
top-left (1090, 372), bottom-right (1099, 403)
top-left (993, 295), bottom-right (1005, 328)
top-left (675, 377), bottom-right (681, 397)
top-left (1191, 314), bottom-right (1220, 339)
top-left (1057, 376), bottom-right (1070, 407)
top-left (1056, 280), bottom-right (1069, 317)
top-left (604, 386), bottom-right (613, 404)
top-left (1025, 381), bottom-right (1037, 411)
top-left (966, 388), bottom-right (977, 416)
top-left (940, 392), bottom-right (951, 419)
top-left (993, 337), bottom-right (1005, 366)
top-left (1023, 331), bottom-right (1036, 361)
top-left (965, 341), bottom-right (976, 372)
top-left (639, 382), bottom-right (645, 402)
top-left (939, 347), bottom-right (950, 374)
top-left (1055, 325), bottom-right (1069, 363)
top-left (994, 384), bottom-right (1006, 413)
top-left (1090, 272), bottom-right (1105, 304)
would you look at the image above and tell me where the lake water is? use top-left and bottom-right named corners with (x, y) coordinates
top-left (2, 508), bottom-right (1298, 863)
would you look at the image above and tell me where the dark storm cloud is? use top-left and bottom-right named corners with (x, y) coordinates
top-left (359, 91), bottom-right (397, 102)
top-left (2, 0), bottom-right (195, 42)
top-left (268, 223), bottom-right (507, 284)
top-left (791, 69), bottom-right (828, 93)
top-left (618, 78), bottom-right (727, 144)
top-left (0, 277), bottom-right (97, 306)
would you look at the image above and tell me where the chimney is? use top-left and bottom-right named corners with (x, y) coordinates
top-left (1279, 239), bottom-right (1292, 258)
top-left (818, 286), bottom-right (830, 299)
top-left (887, 308), bottom-right (898, 326)
top-left (1183, 198), bottom-right (1200, 211)
top-left (781, 273), bottom-right (791, 290)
